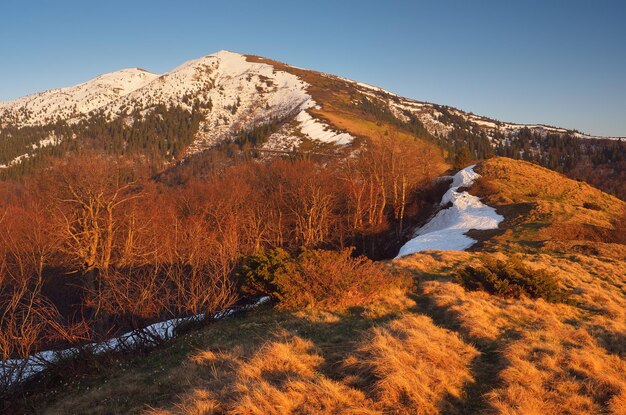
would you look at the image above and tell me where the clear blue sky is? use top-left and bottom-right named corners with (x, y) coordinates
top-left (1, 0), bottom-right (625, 136)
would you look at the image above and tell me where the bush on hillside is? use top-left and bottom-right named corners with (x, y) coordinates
top-left (238, 248), bottom-right (297, 304)
top-left (582, 201), bottom-right (602, 211)
top-left (458, 256), bottom-right (567, 303)
top-left (240, 248), bottom-right (406, 310)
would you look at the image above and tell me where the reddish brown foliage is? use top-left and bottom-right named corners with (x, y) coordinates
top-left (0, 139), bottom-right (442, 361)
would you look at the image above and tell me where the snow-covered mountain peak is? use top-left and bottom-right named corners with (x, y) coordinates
top-left (166, 50), bottom-right (250, 79)
top-left (83, 68), bottom-right (159, 94)
top-left (0, 68), bottom-right (159, 126)
top-left (0, 49), bottom-right (358, 163)
top-left (4, 49), bottom-right (619, 173)
top-left (96, 49), bottom-right (326, 150)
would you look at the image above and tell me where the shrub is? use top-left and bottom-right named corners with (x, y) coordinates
top-left (239, 248), bottom-right (298, 305)
top-left (241, 248), bottom-right (405, 310)
top-left (583, 201), bottom-right (602, 211)
top-left (458, 256), bottom-right (567, 303)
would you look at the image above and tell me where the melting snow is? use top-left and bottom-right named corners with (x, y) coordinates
top-left (469, 117), bottom-right (498, 129)
top-left (0, 296), bottom-right (270, 386)
top-left (0, 153), bottom-right (30, 169)
top-left (396, 165), bottom-right (503, 257)
top-left (295, 110), bottom-right (353, 145)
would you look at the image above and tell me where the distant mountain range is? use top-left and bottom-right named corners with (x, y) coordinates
top-left (1, 50), bottom-right (624, 198)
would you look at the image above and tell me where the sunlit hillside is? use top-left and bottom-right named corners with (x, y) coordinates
top-left (8, 157), bottom-right (624, 415)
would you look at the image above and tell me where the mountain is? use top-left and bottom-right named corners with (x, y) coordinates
top-left (0, 68), bottom-right (159, 126)
top-left (1, 50), bottom-right (624, 196)
top-left (1, 52), bottom-right (625, 413)
top-left (0, 51), bottom-right (348, 150)
top-left (2, 51), bottom-right (621, 140)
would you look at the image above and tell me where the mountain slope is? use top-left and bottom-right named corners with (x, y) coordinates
top-left (98, 51), bottom-right (342, 151)
top-left (0, 51), bottom-right (360, 170)
top-left (13, 158), bottom-right (626, 415)
top-left (0, 68), bottom-right (159, 126)
top-left (0, 51), bottom-right (357, 150)
top-left (0, 51), bottom-right (624, 199)
top-left (469, 157), bottom-right (625, 257)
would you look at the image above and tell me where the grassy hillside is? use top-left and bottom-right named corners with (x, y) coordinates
top-left (18, 251), bottom-right (626, 414)
top-left (8, 158), bottom-right (626, 414)
top-left (470, 157), bottom-right (625, 258)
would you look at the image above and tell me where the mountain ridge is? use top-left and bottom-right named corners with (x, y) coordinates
top-left (0, 51), bottom-right (624, 200)
top-left (1, 50), bottom-right (622, 140)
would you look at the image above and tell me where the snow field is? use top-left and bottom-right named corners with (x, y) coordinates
top-left (396, 165), bottom-right (503, 257)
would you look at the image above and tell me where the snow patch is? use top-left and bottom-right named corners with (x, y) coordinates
top-left (0, 296), bottom-right (270, 386)
top-left (0, 153), bottom-right (30, 169)
top-left (295, 110), bottom-right (353, 145)
top-left (469, 117), bottom-right (498, 129)
top-left (396, 165), bottom-right (503, 257)
top-left (333, 75), bottom-right (399, 97)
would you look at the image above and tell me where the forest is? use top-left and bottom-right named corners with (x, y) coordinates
top-left (0, 102), bottom-right (206, 178)
top-left (352, 95), bottom-right (626, 200)
top-left (0, 131), bottom-right (446, 394)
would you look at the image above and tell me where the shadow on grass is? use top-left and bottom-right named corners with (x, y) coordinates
top-left (407, 290), bottom-right (517, 415)
top-left (9, 284), bottom-right (522, 415)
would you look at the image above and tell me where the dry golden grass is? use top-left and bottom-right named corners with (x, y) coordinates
top-left (152, 335), bottom-right (379, 415)
top-left (226, 335), bottom-right (377, 415)
top-left (145, 313), bottom-right (481, 415)
top-left (151, 240), bottom-right (626, 415)
top-left (471, 158), bottom-right (625, 257)
top-left (18, 247), bottom-right (626, 414)
top-left (395, 250), bottom-right (626, 415)
top-left (146, 389), bottom-right (220, 415)
top-left (487, 320), bottom-right (626, 415)
top-left (345, 314), bottom-right (479, 415)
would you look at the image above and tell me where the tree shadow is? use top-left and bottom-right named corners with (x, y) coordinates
top-left (10, 290), bottom-right (518, 414)
top-left (406, 291), bottom-right (517, 415)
